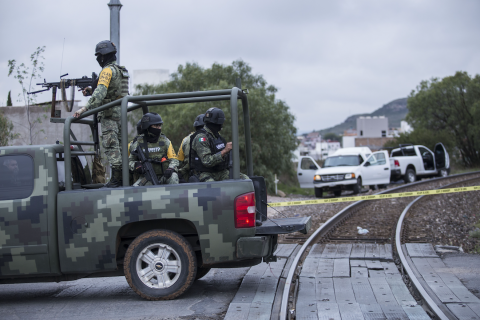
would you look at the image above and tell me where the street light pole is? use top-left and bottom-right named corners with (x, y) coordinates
top-left (108, 0), bottom-right (122, 64)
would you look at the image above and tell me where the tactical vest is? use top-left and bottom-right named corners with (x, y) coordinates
top-left (190, 129), bottom-right (228, 173)
top-left (133, 135), bottom-right (171, 176)
top-left (100, 63), bottom-right (129, 119)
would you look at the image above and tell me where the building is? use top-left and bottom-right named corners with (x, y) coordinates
top-left (357, 116), bottom-right (389, 138)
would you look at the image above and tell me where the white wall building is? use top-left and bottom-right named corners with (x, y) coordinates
top-left (357, 116), bottom-right (389, 138)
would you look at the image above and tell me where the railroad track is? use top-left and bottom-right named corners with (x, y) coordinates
top-left (277, 171), bottom-right (480, 319)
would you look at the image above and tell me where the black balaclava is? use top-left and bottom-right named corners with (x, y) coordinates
top-left (146, 127), bottom-right (161, 143)
top-left (96, 52), bottom-right (117, 68)
top-left (194, 125), bottom-right (204, 132)
top-left (206, 123), bottom-right (222, 137)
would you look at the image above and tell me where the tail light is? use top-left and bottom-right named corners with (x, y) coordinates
top-left (234, 192), bottom-right (256, 228)
top-left (394, 160), bottom-right (400, 168)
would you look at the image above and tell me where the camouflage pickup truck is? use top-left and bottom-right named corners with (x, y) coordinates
top-left (0, 86), bottom-right (311, 300)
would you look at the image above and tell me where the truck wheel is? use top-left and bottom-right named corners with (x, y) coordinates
top-left (314, 187), bottom-right (323, 198)
top-left (195, 267), bottom-right (211, 280)
top-left (333, 190), bottom-right (342, 197)
top-left (352, 178), bottom-right (362, 194)
top-left (124, 229), bottom-right (196, 300)
top-left (438, 168), bottom-right (448, 177)
top-left (405, 169), bottom-right (416, 183)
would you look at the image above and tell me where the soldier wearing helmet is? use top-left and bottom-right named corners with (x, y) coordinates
top-left (176, 114), bottom-right (206, 182)
top-left (128, 113), bottom-right (179, 185)
top-left (190, 108), bottom-right (248, 182)
top-left (73, 40), bottom-right (130, 188)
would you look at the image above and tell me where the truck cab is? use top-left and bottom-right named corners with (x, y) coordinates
top-left (0, 85), bottom-right (311, 300)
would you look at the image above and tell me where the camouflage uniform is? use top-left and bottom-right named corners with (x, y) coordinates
top-left (176, 132), bottom-right (193, 181)
top-left (128, 134), bottom-right (179, 184)
top-left (191, 127), bottom-right (248, 182)
top-left (84, 61), bottom-right (129, 171)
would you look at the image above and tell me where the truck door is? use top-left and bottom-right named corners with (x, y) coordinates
top-left (297, 156), bottom-right (321, 188)
top-left (434, 143), bottom-right (450, 176)
top-left (362, 151), bottom-right (390, 185)
top-left (0, 152), bottom-right (52, 277)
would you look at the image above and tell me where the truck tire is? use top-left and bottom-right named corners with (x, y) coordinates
top-left (352, 178), bottom-right (362, 194)
top-left (124, 229), bottom-right (196, 300)
top-left (405, 169), bottom-right (416, 183)
top-left (314, 187), bottom-right (323, 198)
top-left (333, 190), bottom-right (342, 197)
top-left (438, 168), bottom-right (448, 177)
top-left (195, 267), bottom-right (211, 280)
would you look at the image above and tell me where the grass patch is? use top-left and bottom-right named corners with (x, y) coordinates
top-left (275, 182), bottom-right (315, 197)
top-left (451, 167), bottom-right (480, 175)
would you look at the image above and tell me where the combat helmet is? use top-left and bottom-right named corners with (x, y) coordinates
top-left (204, 108), bottom-right (225, 125)
top-left (95, 40), bottom-right (117, 56)
top-left (193, 114), bottom-right (205, 128)
top-left (140, 112), bottom-right (163, 131)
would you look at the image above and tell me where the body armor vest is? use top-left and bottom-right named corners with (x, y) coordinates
top-left (133, 135), bottom-right (170, 176)
top-left (190, 129), bottom-right (229, 173)
top-left (100, 63), bottom-right (129, 119)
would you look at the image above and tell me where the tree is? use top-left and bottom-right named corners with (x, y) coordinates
top-left (6, 91), bottom-right (12, 106)
top-left (406, 71), bottom-right (480, 167)
top-left (0, 110), bottom-right (18, 146)
top-left (322, 132), bottom-right (341, 142)
top-left (134, 60), bottom-right (298, 192)
top-left (7, 46), bottom-right (47, 145)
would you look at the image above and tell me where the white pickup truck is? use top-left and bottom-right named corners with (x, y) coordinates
top-left (297, 147), bottom-right (391, 198)
top-left (389, 143), bottom-right (450, 183)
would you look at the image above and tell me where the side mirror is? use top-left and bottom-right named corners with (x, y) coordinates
top-left (309, 165), bottom-right (317, 170)
top-left (364, 161), bottom-right (371, 167)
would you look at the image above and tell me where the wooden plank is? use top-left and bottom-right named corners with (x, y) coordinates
top-left (246, 301), bottom-right (272, 320)
top-left (360, 304), bottom-right (386, 320)
top-left (437, 272), bottom-right (480, 303)
top-left (411, 257), bottom-right (439, 282)
top-left (296, 278), bottom-right (318, 320)
top-left (316, 258), bottom-right (334, 278)
top-left (300, 256), bottom-right (320, 278)
top-left (351, 243), bottom-right (366, 259)
top-left (224, 303), bottom-right (251, 320)
top-left (364, 244), bottom-right (375, 259)
top-left (335, 243), bottom-right (353, 258)
top-left (424, 257), bottom-right (446, 270)
top-left (309, 243), bottom-right (326, 258)
top-left (405, 243), bottom-right (424, 258)
top-left (378, 244), bottom-right (386, 260)
top-left (338, 303), bottom-right (365, 320)
top-left (447, 303), bottom-right (480, 320)
top-left (333, 278), bottom-right (356, 303)
top-left (298, 277), bottom-right (316, 302)
top-left (352, 278), bottom-right (377, 304)
top-left (418, 243), bottom-right (438, 257)
top-left (365, 260), bottom-right (383, 270)
top-left (274, 244), bottom-right (298, 258)
top-left (351, 267), bottom-right (369, 278)
top-left (316, 278), bottom-right (335, 303)
top-left (385, 277), bottom-right (417, 306)
top-left (252, 277), bottom-right (278, 303)
top-left (384, 244), bottom-right (393, 261)
top-left (231, 263), bottom-right (269, 303)
top-left (401, 305), bottom-right (430, 320)
top-left (322, 243), bottom-right (338, 258)
top-left (380, 304), bottom-right (409, 320)
top-left (369, 269), bottom-right (386, 277)
top-left (333, 258), bottom-right (350, 277)
top-left (350, 260), bottom-right (366, 267)
top-left (369, 278), bottom-right (398, 305)
top-left (381, 262), bottom-right (400, 275)
top-left (316, 302), bottom-right (341, 320)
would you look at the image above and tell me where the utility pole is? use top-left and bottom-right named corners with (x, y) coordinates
top-left (108, 0), bottom-right (122, 64)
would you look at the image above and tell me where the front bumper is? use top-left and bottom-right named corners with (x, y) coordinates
top-left (314, 178), bottom-right (357, 189)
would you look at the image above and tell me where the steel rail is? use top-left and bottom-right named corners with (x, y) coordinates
top-left (395, 177), bottom-right (480, 320)
top-left (279, 171), bottom-right (480, 319)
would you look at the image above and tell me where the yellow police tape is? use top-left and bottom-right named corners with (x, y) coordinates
top-left (268, 185), bottom-right (480, 207)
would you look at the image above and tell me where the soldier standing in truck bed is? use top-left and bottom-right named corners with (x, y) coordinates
top-left (73, 40), bottom-right (129, 188)
top-left (176, 114), bottom-right (205, 182)
top-left (190, 107), bottom-right (248, 182)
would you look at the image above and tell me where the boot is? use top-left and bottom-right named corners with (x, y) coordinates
top-left (101, 169), bottom-right (123, 188)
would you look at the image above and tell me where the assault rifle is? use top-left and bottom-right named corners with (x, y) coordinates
top-left (133, 144), bottom-right (162, 186)
top-left (27, 72), bottom-right (98, 116)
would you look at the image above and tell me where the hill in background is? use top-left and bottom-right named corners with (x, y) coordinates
top-left (317, 98), bottom-right (408, 136)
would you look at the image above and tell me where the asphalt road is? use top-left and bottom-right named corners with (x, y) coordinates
top-left (0, 267), bottom-right (250, 320)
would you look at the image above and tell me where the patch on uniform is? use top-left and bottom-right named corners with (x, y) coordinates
top-left (199, 137), bottom-right (206, 142)
top-left (142, 116), bottom-right (150, 122)
top-left (98, 67), bottom-right (113, 88)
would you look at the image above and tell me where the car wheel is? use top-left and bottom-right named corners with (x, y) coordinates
top-left (333, 190), bottom-right (342, 197)
top-left (314, 187), bottom-right (323, 198)
top-left (405, 169), bottom-right (416, 183)
top-left (369, 185), bottom-right (378, 191)
top-left (352, 178), bottom-right (362, 194)
top-left (195, 267), bottom-right (211, 280)
top-left (438, 168), bottom-right (448, 177)
top-left (124, 229), bottom-right (196, 300)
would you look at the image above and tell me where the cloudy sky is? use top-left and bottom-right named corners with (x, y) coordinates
top-left (1, 0), bottom-right (479, 133)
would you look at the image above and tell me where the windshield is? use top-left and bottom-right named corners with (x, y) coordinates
top-left (323, 155), bottom-right (363, 167)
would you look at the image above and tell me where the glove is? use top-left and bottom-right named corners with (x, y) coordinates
top-left (73, 107), bottom-right (87, 118)
top-left (164, 168), bottom-right (175, 179)
top-left (134, 162), bottom-right (144, 174)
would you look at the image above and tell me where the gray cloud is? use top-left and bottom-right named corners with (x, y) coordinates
top-left (1, 0), bottom-right (479, 133)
